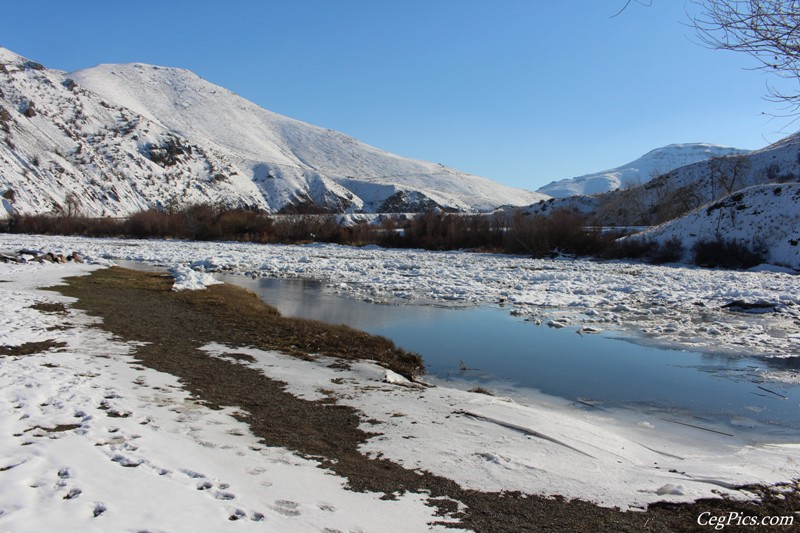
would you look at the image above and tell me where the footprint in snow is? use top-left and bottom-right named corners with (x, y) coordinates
top-left (92, 503), bottom-right (106, 517)
top-left (272, 500), bottom-right (300, 517)
top-left (63, 488), bottom-right (82, 500)
top-left (111, 454), bottom-right (142, 468)
top-left (213, 491), bottom-right (236, 501)
top-left (228, 509), bottom-right (247, 521)
top-left (196, 481), bottom-right (213, 490)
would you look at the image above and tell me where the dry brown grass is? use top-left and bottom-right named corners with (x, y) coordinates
top-left (59, 267), bottom-right (423, 378)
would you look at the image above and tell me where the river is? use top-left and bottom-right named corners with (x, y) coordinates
top-left (217, 273), bottom-right (800, 439)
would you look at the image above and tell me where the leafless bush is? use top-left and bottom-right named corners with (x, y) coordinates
top-left (692, 238), bottom-right (766, 269)
top-left (503, 210), bottom-right (611, 257)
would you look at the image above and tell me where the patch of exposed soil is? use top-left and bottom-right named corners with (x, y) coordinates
top-left (29, 302), bottom-right (69, 314)
top-left (0, 340), bottom-right (67, 356)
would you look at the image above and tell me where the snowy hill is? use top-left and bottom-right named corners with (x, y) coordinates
top-left (0, 48), bottom-right (268, 219)
top-left (537, 144), bottom-right (751, 198)
top-left (645, 133), bottom-right (800, 203)
top-left (0, 47), bottom-right (546, 218)
top-left (519, 133), bottom-right (800, 228)
top-left (632, 183), bottom-right (800, 270)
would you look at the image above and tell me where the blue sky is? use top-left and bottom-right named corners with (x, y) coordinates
top-left (2, 0), bottom-right (793, 191)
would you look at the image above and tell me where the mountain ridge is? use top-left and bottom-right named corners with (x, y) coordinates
top-left (537, 143), bottom-right (752, 198)
top-left (0, 47), bottom-right (546, 218)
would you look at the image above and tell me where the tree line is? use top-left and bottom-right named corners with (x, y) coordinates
top-left (0, 203), bottom-right (765, 269)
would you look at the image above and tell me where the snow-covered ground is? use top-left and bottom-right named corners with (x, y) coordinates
top-left (635, 183), bottom-right (800, 270)
top-left (0, 262), bottom-right (460, 532)
top-left (205, 343), bottom-right (800, 510)
top-left (1, 233), bottom-right (797, 363)
top-left (2, 256), bottom-right (800, 531)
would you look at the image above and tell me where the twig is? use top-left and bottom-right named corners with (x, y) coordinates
top-left (757, 385), bottom-right (789, 400)
top-left (455, 410), bottom-right (596, 458)
top-left (659, 418), bottom-right (733, 437)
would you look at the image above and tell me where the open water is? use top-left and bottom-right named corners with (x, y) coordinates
top-left (218, 273), bottom-right (800, 439)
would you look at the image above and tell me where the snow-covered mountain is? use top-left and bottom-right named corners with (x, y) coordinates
top-left (519, 132), bottom-right (800, 228)
top-left (0, 47), bottom-right (546, 219)
top-left (537, 144), bottom-right (751, 198)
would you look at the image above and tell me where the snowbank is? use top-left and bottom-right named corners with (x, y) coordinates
top-left (204, 343), bottom-right (800, 510)
top-left (170, 264), bottom-right (222, 291)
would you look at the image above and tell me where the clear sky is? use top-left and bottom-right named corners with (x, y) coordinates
top-left (2, 0), bottom-right (794, 191)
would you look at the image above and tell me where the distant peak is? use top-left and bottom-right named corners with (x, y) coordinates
top-left (537, 142), bottom-right (752, 198)
top-left (0, 46), bottom-right (36, 67)
top-left (89, 61), bottom-right (198, 75)
top-left (642, 142), bottom-right (747, 155)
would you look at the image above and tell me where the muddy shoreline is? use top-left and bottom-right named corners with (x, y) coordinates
top-left (52, 267), bottom-right (798, 532)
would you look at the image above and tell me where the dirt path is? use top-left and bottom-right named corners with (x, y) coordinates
top-left (53, 267), bottom-right (797, 532)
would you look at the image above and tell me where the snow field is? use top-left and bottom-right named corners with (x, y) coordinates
top-left (638, 183), bottom-right (800, 270)
top-left (0, 262), bottom-right (460, 532)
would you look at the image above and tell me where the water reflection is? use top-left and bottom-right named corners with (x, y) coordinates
top-left (219, 274), bottom-right (800, 436)
top-left (225, 276), bottom-right (448, 329)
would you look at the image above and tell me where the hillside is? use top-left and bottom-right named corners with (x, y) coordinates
top-left (632, 183), bottom-right (800, 270)
top-left (537, 143), bottom-right (751, 198)
top-left (0, 48), bottom-right (263, 218)
top-left (521, 133), bottom-right (800, 228)
top-left (0, 47), bottom-right (546, 219)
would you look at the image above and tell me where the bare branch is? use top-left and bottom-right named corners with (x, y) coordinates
top-left (611, 0), bottom-right (653, 18)
top-left (691, 1), bottom-right (800, 112)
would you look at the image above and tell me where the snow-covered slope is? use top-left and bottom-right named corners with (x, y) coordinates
top-left (69, 61), bottom-right (545, 213)
top-left (0, 47), bottom-right (546, 218)
top-left (648, 133), bottom-right (800, 202)
top-left (519, 133), bottom-right (800, 228)
top-left (634, 183), bottom-right (800, 269)
top-left (0, 48), bottom-right (266, 219)
top-left (537, 144), bottom-right (751, 198)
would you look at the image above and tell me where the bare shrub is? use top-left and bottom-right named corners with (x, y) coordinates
top-left (649, 237), bottom-right (685, 264)
top-left (691, 238), bottom-right (766, 269)
top-left (125, 209), bottom-right (176, 238)
top-left (604, 237), bottom-right (657, 260)
top-left (503, 210), bottom-right (610, 257)
top-left (398, 211), bottom-right (500, 251)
